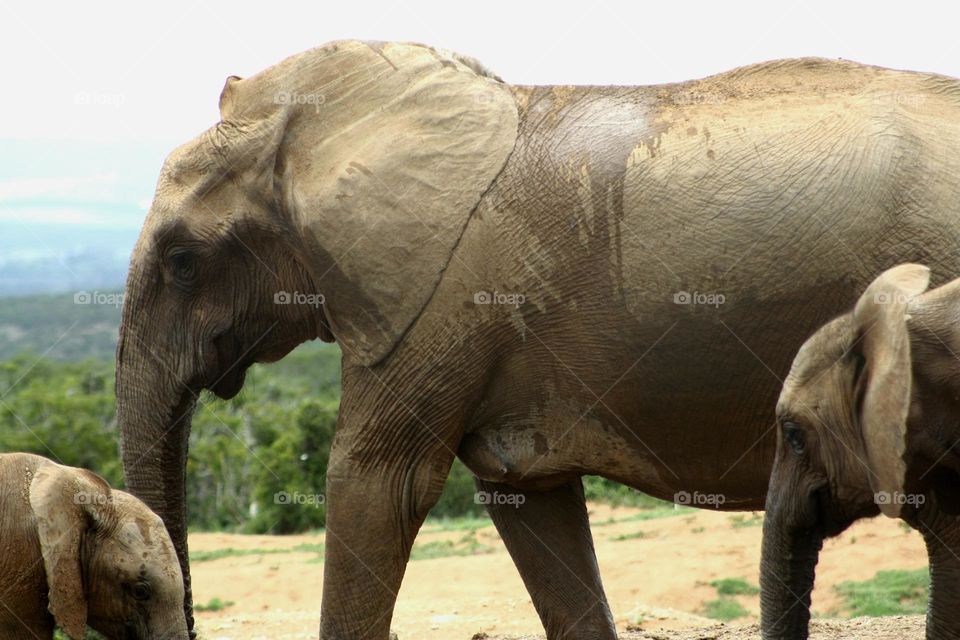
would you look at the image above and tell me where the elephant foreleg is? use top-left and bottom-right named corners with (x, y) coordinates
top-left (477, 477), bottom-right (618, 640)
top-left (320, 457), bottom-right (452, 639)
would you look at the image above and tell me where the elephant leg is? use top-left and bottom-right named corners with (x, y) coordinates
top-left (911, 502), bottom-right (960, 640)
top-left (477, 477), bottom-right (617, 640)
top-left (318, 361), bottom-right (465, 640)
top-left (320, 455), bottom-right (451, 640)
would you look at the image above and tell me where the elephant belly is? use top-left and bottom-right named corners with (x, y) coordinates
top-left (459, 385), bottom-right (668, 494)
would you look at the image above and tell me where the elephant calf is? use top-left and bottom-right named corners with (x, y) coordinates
top-left (761, 264), bottom-right (960, 640)
top-left (0, 453), bottom-right (188, 640)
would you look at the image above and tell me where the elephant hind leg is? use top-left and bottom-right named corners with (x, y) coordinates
top-left (477, 477), bottom-right (618, 640)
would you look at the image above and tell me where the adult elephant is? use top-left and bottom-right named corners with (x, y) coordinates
top-left (116, 41), bottom-right (960, 639)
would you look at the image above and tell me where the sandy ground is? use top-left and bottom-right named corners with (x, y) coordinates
top-left (189, 504), bottom-right (928, 639)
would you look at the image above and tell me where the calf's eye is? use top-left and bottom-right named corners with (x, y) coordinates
top-left (132, 582), bottom-right (151, 601)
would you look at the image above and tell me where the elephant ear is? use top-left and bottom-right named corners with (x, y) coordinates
top-left (852, 263), bottom-right (930, 517)
top-left (29, 462), bottom-right (115, 639)
top-left (220, 41), bottom-right (519, 366)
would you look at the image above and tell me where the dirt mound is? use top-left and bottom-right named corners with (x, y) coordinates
top-left (484, 616), bottom-right (925, 639)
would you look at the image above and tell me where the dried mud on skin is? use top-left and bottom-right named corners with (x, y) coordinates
top-left (481, 615), bottom-right (925, 640)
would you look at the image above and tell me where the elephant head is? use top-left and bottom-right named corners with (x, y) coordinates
top-left (115, 40), bottom-right (518, 631)
top-left (30, 457), bottom-right (188, 639)
top-left (760, 264), bottom-right (931, 639)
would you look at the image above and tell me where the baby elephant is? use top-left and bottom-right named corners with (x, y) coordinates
top-left (760, 264), bottom-right (960, 640)
top-left (0, 453), bottom-right (189, 639)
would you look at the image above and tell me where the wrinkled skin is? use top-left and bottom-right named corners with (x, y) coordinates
top-left (0, 453), bottom-right (188, 640)
top-left (762, 264), bottom-right (960, 640)
top-left (116, 40), bottom-right (960, 639)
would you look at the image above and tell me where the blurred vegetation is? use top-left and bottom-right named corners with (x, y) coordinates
top-left (835, 568), bottom-right (928, 617)
top-left (0, 292), bottom-right (667, 533)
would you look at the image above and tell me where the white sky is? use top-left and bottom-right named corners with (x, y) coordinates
top-left (2, 0), bottom-right (960, 145)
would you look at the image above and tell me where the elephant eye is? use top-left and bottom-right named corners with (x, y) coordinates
top-left (782, 421), bottom-right (805, 454)
top-left (131, 582), bottom-right (151, 601)
top-left (169, 250), bottom-right (196, 282)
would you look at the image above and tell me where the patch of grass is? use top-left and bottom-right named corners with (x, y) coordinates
top-left (691, 527), bottom-right (705, 534)
top-left (699, 575), bottom-right (759, 622)
top-left (195, 597), bottom-right (235, 612)
top-left (729, 513), bottom-right (764, 528)
top-left (835, 568), bottom-right (928, 617)
top-left (700, 597), bottom-right (750, 621)
top-left (593, 506), bottom-right (693, 527)
top-left (191, 547), bottom-right (280, 562)
top-left (613, 529), bottom-right (653, 541)
top-left (711, 578), bottom-right (760, 596)
top-left (55, 630), bottom-right (105, 640)
top-left (190, 542), bottom-right (324, 563)
top-left (410, 530), bottom-right (495, 560)
top-left (421, 515), bottom-right (493, 533)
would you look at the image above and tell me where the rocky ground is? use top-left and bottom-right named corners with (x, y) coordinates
top-left (484, 616), bottom-right (925, 639)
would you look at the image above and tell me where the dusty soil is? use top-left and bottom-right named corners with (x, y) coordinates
top-left (486, 617), bottom-right (926, 639)
top-left (189, 504), bottom-right (928, 639)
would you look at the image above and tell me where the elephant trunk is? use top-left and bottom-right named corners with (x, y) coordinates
top-left (759, 493), bottom-right (823, 639)
top-left (914, 501), bottom-right (960, 639)
top-left (116, 321), bottom-right (198, 638)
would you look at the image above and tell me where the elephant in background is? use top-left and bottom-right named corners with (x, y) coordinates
top-left (116, 40), bottom-right (960, 639)
top-left (0, 453), bottom-right (187, 639)
top-left (762, 264), bottom-right (960, 640)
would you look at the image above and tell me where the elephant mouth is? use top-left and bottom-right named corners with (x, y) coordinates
top-left (317, 304), bottom-right (335, 343)
top-left (806, 484), bottom-right (864, 539)
top-left (210, 364), bottom-right (248, 399)
top-left (209, 332), bottom-right (251, 400)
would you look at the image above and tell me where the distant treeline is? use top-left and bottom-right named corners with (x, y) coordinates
top-left (0, 290), bottom-right (122, 361)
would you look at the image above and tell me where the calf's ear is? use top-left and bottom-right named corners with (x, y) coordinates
top-left (29, 463), bottom-right (116, 639)
top-left (852, 263), bottom-right (929, 517)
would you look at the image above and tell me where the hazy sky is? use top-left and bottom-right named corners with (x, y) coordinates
top-left (1, 0), bottom-right (959, 232)
top-left (3, 0), bottom-right (960, 144)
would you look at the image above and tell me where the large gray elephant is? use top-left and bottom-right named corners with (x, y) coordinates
top-left (116, 40), bottom-right (960, 639)
top-left (762, 264), bottom-right (960, 640)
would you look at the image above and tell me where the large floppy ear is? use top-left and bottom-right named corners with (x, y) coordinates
top-left (209, 73), bottom-right (288, 194)
top-left (222, 41), bottom-right (519, 366)
top-left (852, 263), bottom-right (930, 517)
top-left (29, 462), bottom-right (115, 639)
